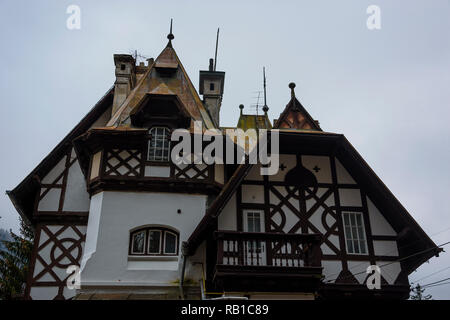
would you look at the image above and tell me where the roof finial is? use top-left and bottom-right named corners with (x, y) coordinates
top-left (289, 82), bottom-right (296, 99)
top-left (239, 104), bottom-right (244, 115)
top-left (167, 18), bottom-right (174, 47)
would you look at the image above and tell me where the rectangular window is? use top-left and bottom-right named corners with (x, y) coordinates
top-left (164, 231), bottom-right (178, 254)
top-left (244, 211), bottom-right (263, 253)
top-left (148, 127), bottom-right (170, 162)
top-left (246, 212), bottom-right (262, 233)
top-left (131, 231), bottom-right (145, 254)
top-left (148, 230), bottom-right (161, 254)
top-left (343, 212), bottom-right (368, 254)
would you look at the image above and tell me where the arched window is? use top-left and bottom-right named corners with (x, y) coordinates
top-left (129, 227), bottom-right (179, 256)
top-left (147, 127), bottom-right (171, 162)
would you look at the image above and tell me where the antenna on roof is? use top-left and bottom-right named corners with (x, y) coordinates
top-left (214, 28), bottom-right (220, 71)
top-left (263, 67), bottom-right (267, 107)
top-left (250, 91), bottom-right (262, 116)
top-left (262, 67), bottom-right (269, 115)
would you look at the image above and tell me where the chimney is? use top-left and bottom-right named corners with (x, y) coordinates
top-left (199, 58), bottom-right (225, 128)
top-left (112, 54), bottom-right (136, 116)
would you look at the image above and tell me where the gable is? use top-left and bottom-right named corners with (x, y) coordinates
top-left (107, 45), bottom-right (215, 129)
top-left (275, 96), bottom-right (321, 131)
top-left (186, 131), bottom-right (439, 275)
top-left (7, 87), bottom-right (114, 223)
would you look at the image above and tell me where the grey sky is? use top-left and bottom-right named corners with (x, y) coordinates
top-left (0, 0), bottom-right (449, 298)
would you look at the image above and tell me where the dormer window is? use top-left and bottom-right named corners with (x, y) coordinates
top-left (129, 227), bottom-right (179, 256)
top-left (148, 127), bottom-right (171, 162)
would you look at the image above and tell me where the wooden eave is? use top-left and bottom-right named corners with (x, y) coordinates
top-left (72, 126), bottom-right (148, 179)
top-left (186, 131), bottom-right (439, 274)
top-left (6, 87), bottom-right (115, 225)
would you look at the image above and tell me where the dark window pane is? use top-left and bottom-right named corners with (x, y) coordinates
top-left (164, 232), bottom-right (177, 254)
top-left (148, 231), bottom-right (161, 254)
top-left (132, 231), bottom-right (145, 253)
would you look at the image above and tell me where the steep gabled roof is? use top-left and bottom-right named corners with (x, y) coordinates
top-left (107, 43), bottom-right (215, 129)
top-left (274, 83), bottom-right (321, 131)
top-left (186, 130), bottom-right (440, 274)
top-left (7, 87), bottom-right (115, 224)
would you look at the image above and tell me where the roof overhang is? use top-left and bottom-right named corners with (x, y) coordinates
top-left (6, 87), bottom-right (115, 224)
top-left (186, 130), bottom-right (440, 273)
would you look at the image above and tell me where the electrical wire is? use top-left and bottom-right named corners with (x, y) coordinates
top-left (411, 265), bottom-right (450, 283)
top-left (322, 225), bottom-right (450, 282)
top-left (323, 240), bottom-right (450, 284)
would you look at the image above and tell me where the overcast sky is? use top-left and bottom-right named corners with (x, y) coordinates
top-left (0, 0), bottom-right (449, 298)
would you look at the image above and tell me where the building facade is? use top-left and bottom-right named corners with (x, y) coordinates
top-left (7, 32), bottom-right (440, 300)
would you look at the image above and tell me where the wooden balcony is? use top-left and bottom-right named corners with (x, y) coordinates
top-left (212, 231), bottom-right (323, 292)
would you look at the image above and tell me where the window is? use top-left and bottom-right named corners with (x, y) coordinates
top-left (131, 231), bottom-right (145, 254)
top-left (244, 211), bottom-right (264, 253)
top-left (129, 227), bottom-right (179, 256)
top-left (209, 82), bottom-right (215, 91)
top-left (147, 127), bottom-right (170, 162)
top-left (342, 212), bottom-right (368, 254)
top-left (246, 212), bottom-right (262, 233)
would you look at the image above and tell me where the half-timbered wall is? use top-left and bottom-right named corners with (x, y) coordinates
top-left (26, 224), bottom-right (86, 300)
top-left (89, 147), bottom-right (216, 183)
top-left (36, 147), bottom-right (90, 216)
top-left (218, 154), bottom-right (402, 286)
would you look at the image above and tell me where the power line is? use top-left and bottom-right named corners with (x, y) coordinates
top-left (422, 281), bottom-right (450, 289)
top-left (411, 265), bottom-right (450, 283)
top-left (323, 225), bottom-right (450, 282)
top-left (324, 240), bottom-right (450, 284)
top-left (421, 277), bottom-right (450, 288)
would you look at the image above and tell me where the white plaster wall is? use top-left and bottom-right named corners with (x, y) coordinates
top-left (38, 188), bottom-right (61, 211)
top-left (335, 159), bottom-right (356, 184)
top-left (302, 155), bottom-right (332, 184)
top-left (80, 191), bottom-right (207, 286)
top-left (214, 164), bottom-right (224, 184)
top-left (218, 193), bottom-right (237, 230)
top-left (63, 160), bottom-right (90, 211)
top-left (81, 192), bottom-right (103, 271)
top-left (144, 165), bottom-right (171, 177)
top-left (373, 240), bottom-right (399, 257)
top-left (367, 197), bottom-right (396, 236)
top-left (41, 156), bottom-right (66, 184)
top-left (241, 185), bottom-right (264, 204)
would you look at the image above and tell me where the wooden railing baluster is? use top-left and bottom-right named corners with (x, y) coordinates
top-left (214, 231), bottom-right (322, 269)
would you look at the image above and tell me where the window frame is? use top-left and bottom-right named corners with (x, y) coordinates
top-left (342, 211), bottom-right (368, 255)
top-left (130, 230), bottom-right (146, 255)
top-left (147, 127), bottom-right (171, 163)
top-left (129, 227), bottom-right (179, 256)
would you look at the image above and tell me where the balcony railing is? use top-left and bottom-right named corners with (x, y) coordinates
top-left (214, 231), bottom-right (322, 268)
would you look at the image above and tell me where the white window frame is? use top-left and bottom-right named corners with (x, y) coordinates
top-left (163, 230), bottom-right (178, 255)
top-left (131, 230), bottom-right (146, 254)
top-left (342, 211), bottom-right (368, 255)
top-left (147, 230), bottom-right (162, 254)
top-left (147, 127), bottom-right (171, 162)
top-left (243, 210), bottom-right (265, 233)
